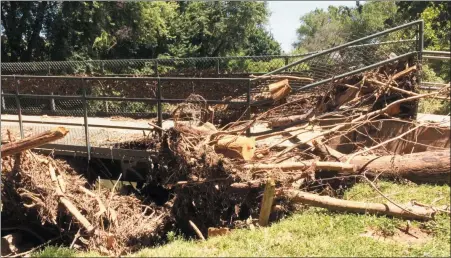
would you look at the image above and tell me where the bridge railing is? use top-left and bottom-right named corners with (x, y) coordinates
top-left (0, 75), bottom-right (253, 160)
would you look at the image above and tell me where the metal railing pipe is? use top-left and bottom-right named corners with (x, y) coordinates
top-left (260, 20), bottom-right (423, 77)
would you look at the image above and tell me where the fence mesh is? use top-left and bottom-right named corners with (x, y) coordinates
top-left (1, 55), bottom-right (310, 77)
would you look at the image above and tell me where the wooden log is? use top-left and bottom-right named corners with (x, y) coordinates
top-left (259, 178), bottom-right (276, 226)
top-left (215, 135), bottom-right (256, 160)
top-left (284, 150), bottom-right (450, 184)
top-left (254, 79), bottom-right (291, 103)
top-left (284, 189), bottom-right (435, 220)
top-left (347, 150), bottom-right (450, 184)
top-left (268, 108), bottom-right (313, 128)
top-left (1, 127), bottom-right (69, 157)
top-left (244, 161), bottom-right (356, 173)
top-left (268, 79), bottom-right (291, 101)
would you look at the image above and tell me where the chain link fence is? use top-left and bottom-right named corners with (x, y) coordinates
top-left (255, 20), bottom-right (422, 92)
top-left (1, 54), bottom-right (312, 77)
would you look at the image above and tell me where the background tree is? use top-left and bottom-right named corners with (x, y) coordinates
top-left (1, 1), bottom-right (280, 61)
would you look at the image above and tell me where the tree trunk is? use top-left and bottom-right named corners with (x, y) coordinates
top-left (1, 127), bottom-right (69, 157)
top-left (347, 150), bottom-right (450, 184)
top-left (253, 150), bottom-right (450, 184)
top-left (22, 1), bottom-right (48, 61)
top-left (284, 190), bottom-right (435, 220)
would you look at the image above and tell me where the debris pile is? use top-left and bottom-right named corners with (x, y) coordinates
top-left (1, 60), bottom-right (450, 256)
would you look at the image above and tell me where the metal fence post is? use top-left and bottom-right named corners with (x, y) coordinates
top-left (217, 59), bottom-right (220, 75)
top-left (50, 92), bottom-right (56, 113)
top-left (101, 61), bottom-right (105, 75)
top-left (47, 65), bottom-right (56, 113)
top-left (82, 78), bottom-right (91, 161)
top-left (14, 75), bottom-right (24, 139)
top-left (157, 78), bottom-right (163, 129)
top-left (414, 20), bottom-right (425, 119)
top-left (155, 60), bottom-right (159, 77)
top-left (1, 89), bottom-right (6, 111)
top-left (418, 20), bottom-right (424, 63)
top-left (246, 79), bottom-right (251, 137)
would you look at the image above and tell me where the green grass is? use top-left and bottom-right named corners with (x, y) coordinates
top-left (33, 181), bottom-right (450, 257)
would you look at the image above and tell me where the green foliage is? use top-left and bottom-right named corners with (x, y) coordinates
top-left (421, 65), bottom-right (445, 83)
top-left (1, 1), bottom-right (280, 62)
top-left (293, 2), bottom-right (398, 52)
top-left (227, 58), bottom-right (285, 73)
top-left (243, 27), bottom-right (281, 56)
top-left (292, 1), bottom-right (449, 83)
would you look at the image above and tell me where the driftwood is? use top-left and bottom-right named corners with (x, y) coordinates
top-left (284, 189), bottom-right (435, 220)
top-left (268, 108), bottom-right (314, 128)
top-left (49, 163), bottom-right (95, 233)
top-left (1, 127), bottom-right (69, 157)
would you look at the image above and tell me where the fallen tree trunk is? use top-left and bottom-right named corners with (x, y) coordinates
top-left (347, 150), bottom-right (450, 184)
top-left (1, 127), bottom-right (69, 157)
top-left (277, 150), bottom-right (449, 184)
top-left (284, 189), bottom-right (435, 220)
